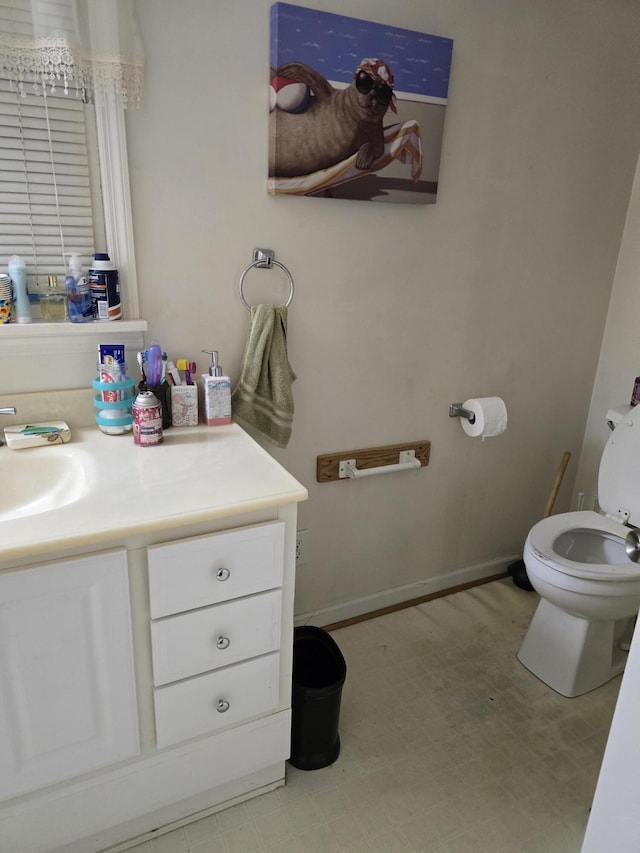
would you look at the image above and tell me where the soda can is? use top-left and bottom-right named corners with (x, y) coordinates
top-left (132, 390), bottom-right (163, 446)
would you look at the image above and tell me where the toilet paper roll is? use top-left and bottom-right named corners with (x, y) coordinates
top-left (461, 397), bottom-right (508, 439)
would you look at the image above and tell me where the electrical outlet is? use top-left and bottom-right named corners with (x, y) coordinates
top-left (296, 529), bottom-right (309, 566)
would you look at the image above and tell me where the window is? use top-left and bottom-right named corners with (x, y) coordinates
top-left (0, 78), bottom-right (106, 313)
top-left (0, 1), bottom-right (145, 394)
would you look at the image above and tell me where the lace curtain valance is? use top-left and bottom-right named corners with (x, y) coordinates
top-left (0, 0), bottom-right (144, 108)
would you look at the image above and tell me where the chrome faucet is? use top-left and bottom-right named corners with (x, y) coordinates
top-left (0, 407), bottom-right (16, 447)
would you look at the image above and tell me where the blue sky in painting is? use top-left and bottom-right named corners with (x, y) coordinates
top-left (270, 2), bottom-right (453, 101)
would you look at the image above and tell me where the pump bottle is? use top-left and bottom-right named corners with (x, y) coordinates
top-left (65, 254), bottom-right (93, 323)
top-left (201, 350), bottom-right (232, 426)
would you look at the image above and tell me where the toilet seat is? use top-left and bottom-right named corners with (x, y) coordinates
top-left (527, 510), bottom-right (640, 582)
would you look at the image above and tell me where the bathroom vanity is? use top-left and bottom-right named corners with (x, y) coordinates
top-left (0, 424), bottom-right (307, 853)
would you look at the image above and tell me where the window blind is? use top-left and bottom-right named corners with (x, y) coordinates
top-left (0, 77), bottom-right (98, 295)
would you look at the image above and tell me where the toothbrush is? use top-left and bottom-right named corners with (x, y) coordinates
top-left (176, 359), bottom-right (196, 386)
top-left (146, 343), bottom-right (163, 385)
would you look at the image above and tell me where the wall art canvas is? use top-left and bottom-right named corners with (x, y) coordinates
top-left (269, 2), bottom-right (453, 204)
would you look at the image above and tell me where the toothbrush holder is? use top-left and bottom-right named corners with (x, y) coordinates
top-left (92, 375), bottom-right (135, 434)
top-left (139, 381), bottom-right (172, 429)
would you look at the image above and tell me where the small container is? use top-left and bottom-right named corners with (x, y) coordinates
top-left (133, 390), bottom-right (163, 446)
top-left (0, 274), bottom-right (13, 323)
top-left (93, 346), bottom-right (133, 434)
top-left (89, 252), bottom-right (122, 321)
top-left (40, 275), bottom-right (68, 321)
top-left (93, 374), bottom-right (134, 434)
top-left (631, 377), bottom-right (640, 408)
top-left (201, 349), bottom-right (232, 426)
top-left (171, 384), bottom-right (198, 426)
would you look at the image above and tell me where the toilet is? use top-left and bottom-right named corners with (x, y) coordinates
top-left (517, 405), bottom-right (640, 697)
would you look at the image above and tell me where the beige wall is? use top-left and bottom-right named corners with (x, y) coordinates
top-left (125, 0), bottom-right (640, 621)
top-left (575, 154), bottom-right (640, 506)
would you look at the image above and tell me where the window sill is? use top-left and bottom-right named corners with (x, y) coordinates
top-left (0, 319), bottom-right (147, 340)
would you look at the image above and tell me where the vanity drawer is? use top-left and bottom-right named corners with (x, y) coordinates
top-left (148, 521), bottom-right (284, 618)
top-left (154, 653), bottom-right (280, 749)
top-left (150, 590), bottom-right (282, 685)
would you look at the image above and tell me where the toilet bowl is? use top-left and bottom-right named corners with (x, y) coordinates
top-left (518, 512), bottom-right (640, 696)
top-left (517, 405), bottom-right (640, 697)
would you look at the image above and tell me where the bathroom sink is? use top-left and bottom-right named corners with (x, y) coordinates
top-left (0, 448), bottom-right (91, 522)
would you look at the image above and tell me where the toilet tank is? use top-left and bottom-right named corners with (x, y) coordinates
top-left (599, 404), bottom-right (640, 524)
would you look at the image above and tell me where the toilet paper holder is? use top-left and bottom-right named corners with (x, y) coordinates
top-left (449, 403), bottom-right (476, 424)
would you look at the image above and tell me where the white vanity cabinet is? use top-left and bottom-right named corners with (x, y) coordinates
top-left (0, 550), bottom-right (139, 800)
top-left (0, 423), bottom-right (306, 853)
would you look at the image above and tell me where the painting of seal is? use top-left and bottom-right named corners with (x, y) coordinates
top-left (268, 2), bottom-right (453, 203)
top-left (269, 58), bottom-right (397, 178)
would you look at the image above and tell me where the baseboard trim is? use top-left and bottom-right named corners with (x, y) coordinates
top-left (294, 555), bottom-right (520, 631)
top-left (321, 571), bottom-right (510, 631)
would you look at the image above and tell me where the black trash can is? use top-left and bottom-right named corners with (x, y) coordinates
top-left (289, 625), bottom-right (347, 771)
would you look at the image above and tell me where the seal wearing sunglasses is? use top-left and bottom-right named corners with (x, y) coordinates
top-left (269, 58), bottom-right (397, 178)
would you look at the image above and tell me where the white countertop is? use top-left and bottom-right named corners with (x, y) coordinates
top-left (0, 423), bottom-right (308, 562)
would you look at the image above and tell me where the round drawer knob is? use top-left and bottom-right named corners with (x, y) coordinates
top-left (217, 699), bottom-right (230, 713)
top-left (216, 567), bottom-right (230, 581)
top-left (217, 636), bottom-right (230, 650)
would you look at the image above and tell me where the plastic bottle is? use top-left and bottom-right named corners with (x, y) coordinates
top-left (201, 349), bottom-right (232, 426)
top-left (89, 252), bottom-right (121, 321)
top-left (65, 254), bottom-right (93, 323)
top-left (7, 255), bottom-right (31, 324)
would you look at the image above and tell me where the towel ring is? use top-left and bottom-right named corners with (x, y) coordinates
top-left (238, 258), bottom-right (294, 311)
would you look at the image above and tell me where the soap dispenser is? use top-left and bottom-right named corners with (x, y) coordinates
top-left (201, 349), bottom-right (232, 426)
top-left (65, 254), bottom-right (93, 323)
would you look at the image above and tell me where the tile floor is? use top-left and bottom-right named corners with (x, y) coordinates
top-left (120, 579), bottom-right (620, 853)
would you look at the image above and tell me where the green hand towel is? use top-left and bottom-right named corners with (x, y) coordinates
top-left (232, 304), bottom-right (296, 448)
